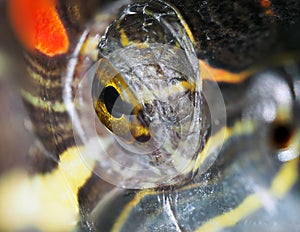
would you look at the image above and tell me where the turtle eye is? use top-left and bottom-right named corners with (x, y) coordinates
top-left (100, 86), bottom-right (123, 119)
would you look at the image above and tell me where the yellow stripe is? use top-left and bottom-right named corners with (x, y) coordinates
top-left (194, 120), bottom-right (256, 173)
top-left (193, 127), bottom-right (229, 173)
top-left (21, 89), bottom-right (66, 113)
top-left (120, 29), bottom-right (130, 47)
top-left (271, 156), bottom-right (298, 197)
top-left (196, 194), bottom-right (262, 232)
top-left (195, 158), bottom-right (299, 232)
top-left (178, 16), bottom-right (194, 43)
top-left (0, 145), bottom-right (94, 232)
top-left (59, 146), bottom-right (95, 196)
top-left (111, 190), bottom-right (157, 232)
top-left (170, 2), bottom-right (195, 43)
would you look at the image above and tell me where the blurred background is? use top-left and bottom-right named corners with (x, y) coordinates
top-left (0, 1), bottom-right (34, 174)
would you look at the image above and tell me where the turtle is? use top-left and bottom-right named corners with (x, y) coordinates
top-left (0, 0), bottom-right (300, 231)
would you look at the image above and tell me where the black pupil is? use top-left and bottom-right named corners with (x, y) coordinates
top-left (101, 86), bottom-right (123, 118)
top-left (271, 123), bottom-right (293, 148)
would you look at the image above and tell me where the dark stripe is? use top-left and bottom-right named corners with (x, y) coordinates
top-left (56, 2), bottom-right (83, 33)
top-left (27, 141), bottom-right (59, 174)
top-left (23, 68), bottom-right (61, 86)
top-left (93, 190), bottom-right (138, 232)
top-left (22, 100), bottom-right (76, 159)
top-left (36, 134), bottom-right (77, 160)
top-left (24, 54), bottom-right (67, 81)
top-left (23, 100), bottom-right (68, 123)
top-left (57, 0), bottom-right (106, 33)
top-left (24, 66), bottom-right (62, 89)
top-left (31, 122), bottom-right (72, 136)
top-left (78, 170), bottom-right (115, 214)
top-left (22, 84), bottom-right (65, 105)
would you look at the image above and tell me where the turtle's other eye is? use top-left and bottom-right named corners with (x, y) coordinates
top-left (100, 86), bottom-right (123, 119)
top-left (270, 122), bottom-right (294, 150)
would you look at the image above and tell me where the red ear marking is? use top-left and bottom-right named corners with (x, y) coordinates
top-left (8, 0), bottom-right (70, 57)
top-left (259, 0), bottom-right (272, 8)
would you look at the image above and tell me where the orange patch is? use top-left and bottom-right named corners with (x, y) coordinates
top-left (199, 60), bottom-right (250, 84)
top-left (265, 9), bottom-right (274, 16)
top-left (8, 0), bottom-right (69, 57)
